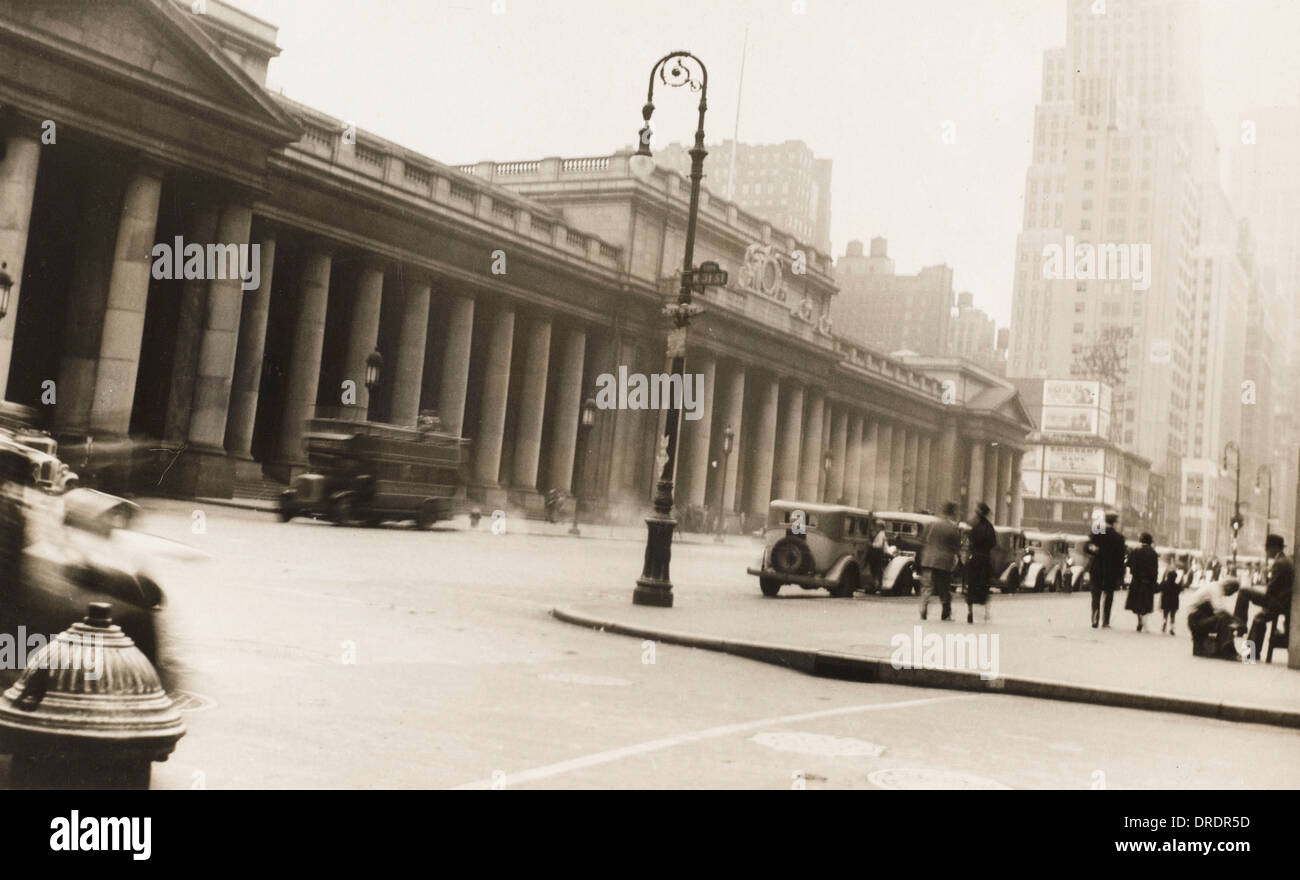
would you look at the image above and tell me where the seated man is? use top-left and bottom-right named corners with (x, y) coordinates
top-left (1184, 576), bottom-right (1243, 660)
top-left (1233, 534), bottom-right (1293, 659)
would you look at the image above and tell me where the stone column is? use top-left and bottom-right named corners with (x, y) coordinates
top-left (474, 305), bottom-right (515, 485)
top-left (798, 389), bottom-right (825, 500)
top-left (844, 414), bottom-right (863, 507)
top-left (438, 294), bottom-right (475, 437)
top-left (0, 130), bottom-right (41, 394)
top-left (277, 248), bottom-right (332, 465)
top-left (997, 446), bottom-right (1014, 525)
top-left (1010, 451), bottom-right (1024, 527)
top-left (890, 426), bottom-right (907, 509)
top-left (547, 325), bottom-right (587, 493)
top-left (874, 421), bottom-right (894, 510)
top-left (917, 434), bottom-right (933, 512)
top-left (683, 352), bottom-right (716, 508)
top-left (90, 167), bottom-right (165, 435)
top-left (857, 418), bottom-right (878, 509)
top-left (828, 407), bottom-right (848, 504)
top-left (55, 176), bottom-right (117, 432)
top-left (903, 429), bottom-right (919, 511)
top-left (225, 230), bottom-right (277, 456)
top-left (511, 313), bottom-right (552, 490)
top-left (164, 204), bottom-right (220, 442)
top-left (934, 423), bottom-right (959, 506)
top-left (775, 382), bottom-right (804, 500)
top-left (719, 362), bottom-right (746, 511)
top-left (341, 263), bottom-right (383, 422)
top-left (968, 442), bottom-right (987, 511)
top-left (607, 339), bottom-right (639, 501)
top-left (985, 446), bottom-right (1003, 519)
top-left (186, 202), bottom-right (253, 448)
top-left (387, 275), bottom-right (431, 427)
top-left (749, 373), bottom-right (779, 512)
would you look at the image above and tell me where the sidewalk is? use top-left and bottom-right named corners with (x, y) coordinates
top-left (554, 590), bottom-right (1300, 728)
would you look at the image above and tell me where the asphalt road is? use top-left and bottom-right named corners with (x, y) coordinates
top-left (97, 501), bottom-right (1300, 789)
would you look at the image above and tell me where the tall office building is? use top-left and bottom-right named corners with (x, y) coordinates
top-left (832, 238), bottom-right (954, 357)
top-left (1230, 105), bottom-right (1300, 542)
top-left (1007, 0), bottom-right (1217, 544)
top-left (654, 139), bottom-right (832, 254)
top-left (949, 291), bottom-right (1003, 373)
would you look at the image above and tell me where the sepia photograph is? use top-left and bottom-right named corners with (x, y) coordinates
top-left (0, 0), bottom-right (1296, 852)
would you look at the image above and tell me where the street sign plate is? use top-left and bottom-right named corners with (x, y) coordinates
top-left (689, 261), bottom-right (728, 289)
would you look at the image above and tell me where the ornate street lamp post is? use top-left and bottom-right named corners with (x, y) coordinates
top-left (1224, 441), bottom-right (1241, 574)
top-left (364, 348), bottom-right (383, 421)
top-left (714, 424), bottom-right (734, 543)
top-left (571, 397), bottom-right (597, 536)
top-left (631, 51), bottom-right (711, 609)
top-left (0, 261), bottom-right (14, 321)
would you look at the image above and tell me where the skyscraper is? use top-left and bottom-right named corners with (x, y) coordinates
top-left (1007, 0), bottom-right (1223, 544)
top-left (832, 238), bottom-right (953, 357)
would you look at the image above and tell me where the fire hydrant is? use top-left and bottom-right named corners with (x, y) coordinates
top-left (0, 602), bottom-right (185, 789)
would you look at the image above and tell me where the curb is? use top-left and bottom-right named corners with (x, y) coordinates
top-left (551, 606), bottom-right (1300, 730)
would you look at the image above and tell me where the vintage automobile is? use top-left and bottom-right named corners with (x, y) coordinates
top-left (1061, 533), bottom-right (1093, 592)
top-left (1021, 530), bottom-right (1069, 592)
top-left (0, 446), bottom-right (165, 672)
top-left (874, 511), bottom-right (938, 596)
top-left (0, 431), bottom-right (79, 494)
top-left (747, 500), bottom-right (875, 597)
top-left (280, 418), bottom-right (470, 528)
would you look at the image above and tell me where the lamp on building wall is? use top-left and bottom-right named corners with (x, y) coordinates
top-left (570, 397), bottom-right (598, 536)
top-left (364, 348), bottom-right (383, 420)
top-left (633, 51), bottom-right (711, 609)
top-left (0, 261), bottom-right (14, 321)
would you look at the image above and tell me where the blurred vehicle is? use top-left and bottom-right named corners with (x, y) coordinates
top-left (747, 500), bottom-right (875, 597)
top-left (280, 418), bottom-right (470, 528)
top-left (0, 431), bottom-right (78, 494)
top-left (0, 448), bottom-right (164, 676)
top-left (1021, 530), bottom-right (1069, 592)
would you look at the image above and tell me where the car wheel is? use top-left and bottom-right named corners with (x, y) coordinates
top-left (770, 537), bottom-right (811, 576)
top-left (330, 495), bottom-right (353, 526)
top-left (1035, 571), bottom-right (1047, 592)
top-left (891, 566), bottom-right (913, 597)
top-left (760, 578), bottom-right (782, 597)
top-left (416, 500), bottom-right (437, 530)
top-left (831, 565), bottom-right (859, 598)
top-left (1053, 572), bottom-right (1063, 593)
top-left (1003, 571), bottom-right (1019, 595)
top-left (277, 492), bottom-right (294, 523)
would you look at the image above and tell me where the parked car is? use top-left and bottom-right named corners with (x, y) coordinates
top-left (874, 511), bottom-right (938, 596)
top-left (1061, 533), bottom-right (1093, 592)
top-left (1021, 530), bottom-right (1069, 592)
top-left (747, 500), bottom-right (875, 597)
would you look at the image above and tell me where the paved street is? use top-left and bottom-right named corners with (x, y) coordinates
top-left (34, 500), bottom-right (1298, 790)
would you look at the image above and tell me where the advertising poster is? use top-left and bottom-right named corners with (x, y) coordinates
top-left (1021, 469), bottom-right (1042, 498)
top-left (1044, 445), bottom-right (1105, 474)
top-left (1044, 472), bottom-right (1101, 501)
top-left (1041, 406), bottom-right (1099, 435)
top-left (1043, 380), bottom-right (1100, 408)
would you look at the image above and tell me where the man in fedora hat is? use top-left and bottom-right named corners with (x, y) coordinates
top-left (1233, 533), bottom-right (1293, 659)
top-left (965, 501), bottom-right (997, 622)
top-left (1087, 512), bottom-right (1126, 628)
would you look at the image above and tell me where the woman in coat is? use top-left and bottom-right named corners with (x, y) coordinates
top-left (1125, 532), bottom-right (1159, 631)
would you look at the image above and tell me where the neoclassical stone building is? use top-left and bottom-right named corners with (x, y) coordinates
top-left (0, 0), bottom-right (1032, 524)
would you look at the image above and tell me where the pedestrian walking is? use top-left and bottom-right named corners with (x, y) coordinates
top-left (1125, 532), bottom-right (1158, 631)
top-left (869, 518), bottom-right (888, 589)
top-left (965, 501), bottom-right (996, 623)
top-left (1159, 554), bottom-right (1181, 635)
top-left (918, 502), bottom-right (961, 621)
top-left (1086, 513), bottom-right (1125, 628)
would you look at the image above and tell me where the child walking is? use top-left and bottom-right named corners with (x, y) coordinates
top-left (1159, 555), bottom-right (1181, 636)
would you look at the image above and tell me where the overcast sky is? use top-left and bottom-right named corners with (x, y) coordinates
top-left (230, 0), bottom-right (1300, 326)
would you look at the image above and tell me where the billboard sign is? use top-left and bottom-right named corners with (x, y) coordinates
top-left (1043, 445), bottom-right (1105, 474)
top-left (1022, 445), bottom-right (1043, 471)
top-left (1041, 405), bottom-right (1099, 435)
top-left (1043, 380), bottom-right (1100, 408)
top-left (1021, 469), bottom-right (1042, 498)
top-left (1044, 473), bottom-right (1101, 501)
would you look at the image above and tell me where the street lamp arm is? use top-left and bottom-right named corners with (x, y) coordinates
top-left (645, 51), bottom-right (709, 104)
